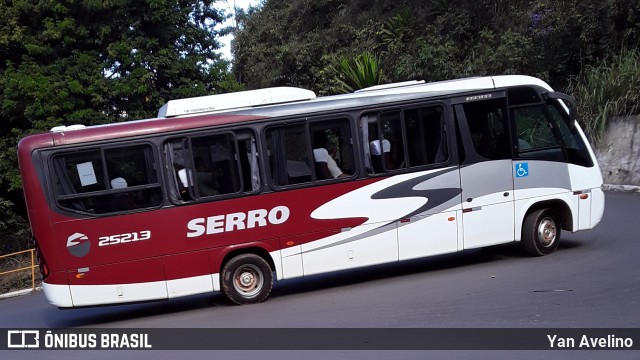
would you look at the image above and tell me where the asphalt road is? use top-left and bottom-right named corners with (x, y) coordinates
top-left (1, 191), bottom-right (638, 359)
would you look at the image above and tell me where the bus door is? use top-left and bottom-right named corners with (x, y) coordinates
top-left (453, 92), bottom-right (516, 249)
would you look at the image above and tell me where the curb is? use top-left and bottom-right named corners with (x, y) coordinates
top-left (603, 184), bottom-right (640, 192)
top-left (0, 287), bottom-right (41, 300)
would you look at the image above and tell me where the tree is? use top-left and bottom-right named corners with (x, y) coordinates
top-left (233, 0), bottom-right (361, 93)
top-left (0, 0), bottom-right (240, 250)
top-left (233, 0), bottom-right (639, 92)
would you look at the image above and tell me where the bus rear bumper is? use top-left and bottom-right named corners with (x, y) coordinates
top-left (590, 187), bottom-right (605, 228)
top-left (42, 282), bottom-right (74, 308)
top-left (43, 273), bottom-right (221, 308)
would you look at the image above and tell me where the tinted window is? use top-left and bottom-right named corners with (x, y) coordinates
top-left (512, 105), bottom-right (565, 162)
top-left (266, 118), bottom-right (354, 186)
top-left (166, 130), bottom-right (260, 202)
top-left (546, 103), bottom-right (594, 167)
top-left (365, 105), bottom-right (448, 174)
top-left (460, 99), bottom-right (510, 161)
top-left (266, 123), bottom-right (311, 185)
top-left (513, 105), bottom-right (560, 151)
top-left (52, 144), bottom-right (162, 214)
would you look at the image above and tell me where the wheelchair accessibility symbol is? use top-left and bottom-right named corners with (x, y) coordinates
top-left (515, 163), bottom-right (529, 178)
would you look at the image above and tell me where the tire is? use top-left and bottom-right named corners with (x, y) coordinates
top-left (221, 254), bottom-right (273, 305)
top-left (521, 209), bottom-right (560, 256)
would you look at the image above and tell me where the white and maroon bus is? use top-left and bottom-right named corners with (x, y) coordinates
top-left (18, 75), bottom-right (604, 308)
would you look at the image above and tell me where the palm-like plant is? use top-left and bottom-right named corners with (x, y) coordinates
top-left (334, 52), bottom-right (383, 93)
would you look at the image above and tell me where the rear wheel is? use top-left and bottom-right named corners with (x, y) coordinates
top-left (221, 254), bottom-right (273, 305)
top-left (522, 209), bottom-right (560, 256)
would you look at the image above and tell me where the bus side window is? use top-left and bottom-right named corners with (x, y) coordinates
top-left (52, 149), bottom-right (104, 211)
top-left (165, 139), bottom-right (193, 201)
top-left (237, 134), bottom-right (262, 192)
top-left (365, 105), bottom-right (448, 174)
top-left (53, 144), bottom-right (162, 214)
top-left (405, 106), bottom-right (448, 166)
top-left (461, 99), bottom-right (511, 161)
top-left (266, 118), bottom-right (354, 186)
top-left (310, 119), bottom-right (354, 180)
top-left (512, 105), bottom-right (564, 161)
top-left (103, 145), bottom-right (162, 212)
top-left (167, 132), bottom-right (249, 202)
top-left (377, 112), bottom-right (404, 171)
top-left (364, 110), bottom-right (404, 174)
top-left (191, 133), bottom-right (242, 197)
top-left (266, 124), bottom-right (312, 186)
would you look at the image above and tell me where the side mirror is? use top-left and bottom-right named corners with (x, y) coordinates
top-left (543, 92), bottom-right (578, 120)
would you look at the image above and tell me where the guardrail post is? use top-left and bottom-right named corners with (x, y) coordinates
top-left (0, 248), bottom-right (38, 294)
top-left (31, 249), bottom-right (35, 291)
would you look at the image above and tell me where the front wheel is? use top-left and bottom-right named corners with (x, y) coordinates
top-left (221, 254), bottom-right (273, 305)
top-left (521, 209), bottom-right (560, 256)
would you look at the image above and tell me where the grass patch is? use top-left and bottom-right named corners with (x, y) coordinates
top-left (566, 49), bottom-right (640, 142)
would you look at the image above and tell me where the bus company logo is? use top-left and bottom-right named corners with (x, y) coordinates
top-left (187, 205), bottom-right (291, 238)
top-left (67, 232), bottom-right (91, 257)
top-left (465, 94), bottom-right (492, 101)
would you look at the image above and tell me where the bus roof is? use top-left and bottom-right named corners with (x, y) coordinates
top-left (156, 75), bottom-right (553, 118)
top-left (20, 75), bottom-right (553, 151)
top-left (157, 87), bottom-right (317, 118)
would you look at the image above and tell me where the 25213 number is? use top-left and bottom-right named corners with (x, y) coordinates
top-left (98, 230), bottom-right (151, 247)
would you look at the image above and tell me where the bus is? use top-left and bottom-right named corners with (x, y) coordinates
top-left (17, 75), bottom-right (605, 308)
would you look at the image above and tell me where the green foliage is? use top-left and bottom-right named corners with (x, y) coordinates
top-left (0, 0), bottom-right (242, 252)
top-left (566, 49), bottom-right (640, 141)
top-left (334, 52), bottom-right (383, 93)
top-left (234, 0), bottom-right (640, 93)
top-left (233, 0), bottom-right (388, 93)
top-left (0, 196), bottom-right (30, 255)
top-left (379, 9), bottom-right (411, 46)
top-left (462, 30), bottom-right (538, 77)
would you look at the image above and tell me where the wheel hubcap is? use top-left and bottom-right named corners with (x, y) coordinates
top-left (537, 218), bottom-right (557, 247)
top-left (233, 264), bottom-right (263, 298)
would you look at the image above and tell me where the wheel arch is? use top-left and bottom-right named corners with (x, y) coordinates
top-left (521, 199), bottom-right (573, 231)
top-left (219, 246), bottom-right (277, 275)
top-left (522, 198), bottom-right (574, 233)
